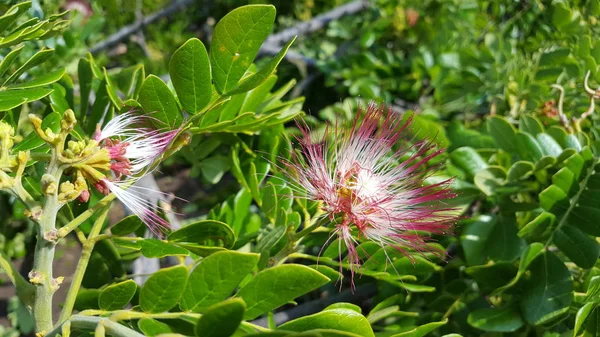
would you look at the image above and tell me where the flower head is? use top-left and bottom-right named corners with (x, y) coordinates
top-left (281, 103), bottom-right (457, 280)
top-left (94, 112), bottom-right (180, 177)
top-left (75, 111), bottom-right (181, 235)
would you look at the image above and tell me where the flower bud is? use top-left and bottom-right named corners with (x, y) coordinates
top-left (61, 109), bottom-right (77, 132)
top-left (41, 174), bottom-right (57, 196)
top-left (28, 270), bottom-right (45, 285)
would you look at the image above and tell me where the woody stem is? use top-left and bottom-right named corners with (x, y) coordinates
top-left (32, 148), bottom-right (64, 333)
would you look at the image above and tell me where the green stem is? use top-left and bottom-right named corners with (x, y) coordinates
top-left (79, 310), bottom-right (269, 332)
top-left (293, 212), bottom-right (327, 241)
top-left (32, 146), bottom-right (64, 333)
top-left (58, 206), bottom-right (110, 324)
top-left (0, 250), bottom-right (34, 305)
top-left (57, 194), bottom-right (115, 238)
top-left (45, 315), bottom-right (145, 337)
top-left (32, 196), bottom-right (60, 333)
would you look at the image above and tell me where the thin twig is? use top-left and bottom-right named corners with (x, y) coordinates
top-left (258, 0), bottom-right (369, 67)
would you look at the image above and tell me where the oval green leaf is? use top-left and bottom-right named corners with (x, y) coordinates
top-left (210, 5), bottom-right (276, 94)
top-left (520, 251), bottom-right (573, 325)
top-left (98, 280), bottom-right (137, 311)
top-left (140, 265), bottom-right (188, 313)
top-left (278, 308), bottom-right (374, 337)
top-left (467, 307), bottom-right (524, 332)
top-left (180, 251), bottom-right (259, 312)
top-left (138, 74), bottom-right (182, 126)
top-left (194, 298), bottom-right (245, 337)
top-left (237, 264), bottom-right (330, 320)
top-left (168, 220), bottom-right (235, 249)
top-left (169, 38), bottom-right (212, 114)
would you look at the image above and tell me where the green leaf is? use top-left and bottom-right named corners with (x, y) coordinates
top-left (98, 280), bottom-right (137, 311)
top-left (74, 288), bottom-right (101, 311)
top-left (467, 307), bottom-right (524, 332)
top-left (103, 68), bottom-right (122, 107)
top-left (583, 307), bottom-right (600, 336)
top-left (7, 68), bottom-right (65, 89)
top-left (519, 115), bottom-right (544, 135)
top-left (519, 212), bottom-right (556, 240)
top-left (465, 262), bottom-right (516, 290)
top-left (574, 302), bottom-right (596, 336)
top-left (0, 87), bottom-right (53, 111)
top-left (460, 215), bottom-right (495, 266)
top-left (168, 220), bottom-right (236, 249)
top-left (237, 264), bottom-right (330, 320)
top-left (535, 68), bottom-right (563, 82)
top-left (553, 225), bottom-right (600, 269)
top-left (487, 215), bottom-right (524, 262)
top-left (450, 147), bottom-right (488, 178)
top-left (140, 265), bottom-right (188, 313)
top-left (3, 48), bottom-right (54, 85)
top-left (539, 48), bottom-right (570, 67)
top-left (227, 37), bottom-right (296, 95)
top-left (492, 243), bottom-right (544, 295)
top-left (487, 116), bottom-right (518, 152)
top-left (138, 318), bottom-right (173, 336)
top-left (0, 2), bottom-right (31, 35)
top-left (536, 133), bottom-right (563, 157)
top-left (261, 182), bottom-right (279, 224)
top-left (367, 305), bottom-right (399, 324)
top-left (515, 132), bottom-right (543, 161)
top-left (175, 243), bottom-right (225, 257)
top-left (194, 298), bottom-right (246, 337)
top-left (278, 308), bottom-right (375, 337)
top-left (110, 215), bottom-right (143, 236)
top-left (169, 38), bottom-right (212, 114)
top-left (201, 155), bottom-right (230, 184)
top-left (210, 5), bottom-right (276, 94)
top-left (247, 161), bottom-right (270, 205)
top-left (520, 251), bottom-right (573, 325)
top-left (78, 58), bottom-right (93, 116)
top-left (474, 166), bottom-right (506, 196)
top-left (49, 83), bottom-right (70, 113)
top-left (140, 239), bottom-right (190, 258)
top-left (0, 44), bottom-right (24, 78)
top-left (552, 2), bottom-right (572, 27)
top-left (138, 75), bottom-right (182, 126)
top-left (391, 319), bottom-right (448, 337)
top-left (14, 111), bottom-right (60, 151)
top-left (585, 276), bottom-right (600, 303)
top-left (507, 161), bottom-right (534, 181)
top-left (180, 251), bottom-right (259, 312)
top-left (87, 78), bottom-right (111, 134)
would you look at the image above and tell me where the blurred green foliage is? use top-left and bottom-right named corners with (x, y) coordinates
top-left (3, 0), bottom-right (600, 336)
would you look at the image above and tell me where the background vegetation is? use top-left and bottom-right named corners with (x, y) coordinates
top-left (2, 0), bottom-right (600, 336)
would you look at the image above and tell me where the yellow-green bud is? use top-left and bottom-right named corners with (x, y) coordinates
top-left (41, 174), bottom-right (57, 195)
top-left (61, 109), bottom-right (77, 132)
top-left (51, 276), bottom-right (64, 292)
top-left (28, 270), bottom-right (44, 285)
top-left (0, 121), bottom-right (16, 160)
top-left (58, 181), bottom-right (79, 202)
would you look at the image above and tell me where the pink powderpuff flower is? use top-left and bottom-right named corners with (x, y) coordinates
top-left (91, 112), bottom-right (181, 235)
top-left (281, 103), bottom-right (457, 281)
top-left (93, 111), bottom-right (180, 177)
